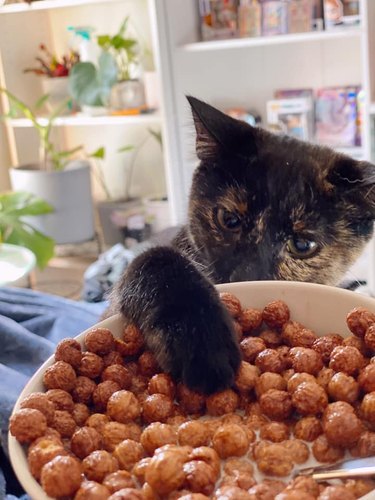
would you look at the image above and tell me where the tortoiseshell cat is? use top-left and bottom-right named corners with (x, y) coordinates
top-left (111, 96), bottom-right (375, 394)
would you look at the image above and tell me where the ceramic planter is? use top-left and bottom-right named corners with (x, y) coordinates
top-left (41, 76), bottom-right (70, 113)
top-left (110, 80), bottom-right (145, 111)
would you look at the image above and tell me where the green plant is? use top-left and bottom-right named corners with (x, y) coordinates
top-left (0, 191), bottom-right (55, 268)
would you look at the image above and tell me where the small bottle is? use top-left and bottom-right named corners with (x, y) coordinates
top-left (323, 0), bottom-right (344, 28)
top-left (67, 26), bottom-right (100, 64)
top-left (238, 0), bottom-right (261, 37)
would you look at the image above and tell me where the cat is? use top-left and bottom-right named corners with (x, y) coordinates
top-left (111, 96), bottom-right (375, 395)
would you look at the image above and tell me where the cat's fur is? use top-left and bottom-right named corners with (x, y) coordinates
top-left (111, 96), bottom-right (375, 394)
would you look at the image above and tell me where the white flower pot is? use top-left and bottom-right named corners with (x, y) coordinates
top-left (41, 76), bottom-right (70, 113)
top-left (110, 80), bottom-right (146, 111)
top-left (9, 160), bottom-right (95, 245)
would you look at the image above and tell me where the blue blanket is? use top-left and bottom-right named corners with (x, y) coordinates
top-left (0, 287), bottom-right (107, 499)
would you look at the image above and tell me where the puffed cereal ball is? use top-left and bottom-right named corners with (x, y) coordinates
top-left (148, 373), bottom-right (176, 399)
top-left (10, 408), bottom-right (47, 443)
top-left (329, 346), bottom-right (364, 376)
top-left (212, 424), bottom-right (249, 458)
top-left (51, 409), bottom-right (77, 438)
top-left (82, 450), bottom-right (119, 482)
top-left (113, 439), bottom-right (144, 471)
top-left (178, 420), bottom-right (210, 447)
top-left (219, 292), bottom-right (242, 317)
top-left (364, 324), bottom-right (375, 352)
top-left (327, 372), bottom-right (359, 403)
top-left (102, 351), bottom-right (124, 368)
top-left (248, 481), bottom-right (286, 500)
top-left (86, 413), bottom-right (110, 434)
top-left (288, 328), bottom-right (317, 348)
top-left (256, 442), bottom-right (293, 477)
top-left (281, 439), bottom-right (309, 464)
top-left (132, 457), bottom-right (151, 485)
top-left (183, 460), bottom-right (218, 495)
top-left (316, 367), bottom-right (335, 391)
top-left (358, 363), bottom-right (375, 393)
top-left (206, 389), bottom-right (239, 416)
top-left (312, 434), bottom-right (345, 463)
top-left (74, 480), bottom-right (111, 499)
top-left (238, 307), bottom-right (262, 333)
top-left (288, 347), bottom-right (323, 375)
top-left (85, 328), bottom-right (115, 355)
top-left (255, 348), bottom-right (285, 373)
top-left (318, 485), bottom-right (356, 500)
top-left (346, 307), bottom-right (375, 338)
top-left (141, 422), bottom-right (177, 454)
top-left (43, 361), bottom-right (77, 392)
top-left (293, 416), bottom-right (322, 441)
top-left (262, 300), bottom-right (290, 328)
top-left (103, 470), bottom-right (136, 493)
top-left (255, 372), bottom-right (286, 398)
top-left (259, 329), bottom-right (282, 348)
top-left (291, 381), bottom-right (328, 415)
top-left (349, 431), bottom-right (375, 458)
top-left (27, 439), bottom-right (67, 480)
top-left (234, 361), bottom-right (259, 393)
top-left (342, 335), bottom-right (369, 356)
top-left (71, 426), bottom-right (102, 459)
top-left (130, 375), bottom-right (149, 395)
top-left (259, 389), bottom-right (292, 420)
top-left (281, 321), bottom-right (304, 346)
top-left (240, 337), bottom-right (266, 363)
top-left (72, 376), bottom-right (97, 405)
top-left (46, 388), bottom-right (75, 412)
top-left (117, 324), bottom-right (144, 356)
top-left (344, 479), bottom-right (375, 498)
top-left (72, 403), bottom-right (90, 426)
top-left (145, 448), bottom-right (187, 495)
top-left (108, 488), bottom-right (144, 499)
top-left (189, 446), bottom-right (220, 477)
top-left (40, 455), bottom-right (82, 498)
top-left (93, 380), bottom-right (121, 410)
top-left (102, 364), bottom-right (131, 389)
top-left (28, 428), bottom-right (63, 452)
top-left (360, 392), bottom-right (375, 424)
top-left (107, 390), bottom-right (141, 423)
top-left (260, 422), bottom-right (290, 442)
top-left (287, 372), bottom-right (316, 394)
top-left (312, 334), bottom-right (343, 363)
top-left (138, 351), bottom-right (160, 377)
top-left (177, 384), bottom-right (206, 414)
top-left (102, 422), bottom-right (142, 452)
top-left (55, 338), bottom-right (82, 368)
top-left (20, 392), bottom-right (55, 425)
top-left (142, 393), bottom-right (174, 423)
top-left (79, 352), bottom-right (104, 379)
top-left (284, 476), bottom-right (320, 497)
top-left (179, 494), bottom-right (210, 500)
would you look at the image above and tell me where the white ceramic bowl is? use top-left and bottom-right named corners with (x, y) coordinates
top-left (8, 281), bottom-right (375, 500)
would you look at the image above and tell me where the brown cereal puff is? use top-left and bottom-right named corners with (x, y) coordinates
top-left (72, 403), bottom-right (90, 426)
top-left (240, 337), bottom-right (266, 363)
top-left (329, 345), bottom-right (364, 375)
top-left (281, 321), bottom-right (305, 346)
top-left (141, 422), bottom-right (177, 455)
top-left (74, 480), bottom-right (111, 499)
top-left (103, 470), bottom-right (136, 493)
top-left (316, 367), bottom-right (335, 391)
top-left (234, 361), bottom-right (259, 393)
top-left (85, 328), bottom-right (115, 355)
top-left (312, 434), bottom-right (345, 463)
top-left (287, 372), bottom-right (316, 394)
top-left (55, 338), bottom-right (82, 368)
top-left (281, 439), bottom-right (309, 464)
top-left (275, 491), bottom-right (315, 500)
top-left (179, 495), bottom-right (210, 500)
top-left (93, 380), bottom-right (121, 410)
top-left (28, 428), bottom-right (63, 452)
top-left (103, 422), bottom-right (141, 452)
top-left (318, 485), bottom-right (355, 500)
top-left (276, 345), bottom-right (291, 366)
top-left (206, 389), bottom-right (239, 416)
top-left (260, 422), bottom-right (290, 442)
top-left (178, 421), bottom-right (210, 447)
top-left (349, 430), bottom-right (375, 458)
top-left (285, 476), bottom-right (320, 497)
top-left (219, 292), bottom-right (242, 318)
top-left (102, 365), bottom-right (132, 389)
top-left (71, 426), bottom-right (102, 459)
top-left (288, 347), bottom-right (323, 375)
top-left (41, 455), bottom-right (82, 498)
top-left (294, 416), bottom-right (323, 441)
top-left (183, 460), bottom-right (218, 495)
top-left (342, 335), bottom-right (370, 357)
top-left (262, 300), bottom-right (290, 329)
top-left (215, 485), bottom-right (252, 499)
top-left (312, 334), bottom-right (343, 363)
top-left (256, 442), bottom-right (293, 477)
top-left (27, 439), bottom-right (67, 480)
top-left (255, 348), bottom-right (285, 373)
top-left (238, 307), bottom-right (263, 333)
top-left (79, 352), bottom-right (104, 379)
top-left (86, 413), bottom-right (110, 434)
top-left (20, 392), bottom-right (55, 425)
top-left (248, 480), bottom-right (286, 500)
top-left (119, 324), bottom-right (144, 356)
top-left (327, 372), bottom-right (359, 403)
top-left (43, 361), bottom-right (77, 392)
top-left (283, 368), bottom-right (295, 382)
top-left (130, 375), bottom-right (149, 395)
top-left (10, 408), bottom-right (47, 443)
top-left (360, 392), bottom-right (375, 424)
top-left (190, 446), bottom-right (221, 477)
top-left (243, 414), bottom-right (269, 432)
top-left (259, 329), bottom-right (282, 348)
top-left (107, 390), bottom-right (141, 423)
top-left (138, 351), bottom-right (160, 378)
top-left (251, 440), bottom-right (272, 461)
top-left (347, 307), bottom-right (375, 338)
top-left (148, 373), bottom-right (176, 399)
top-left (82, 450), bottom-right (119, 482)
top-left (255, 372), bottom-right (286, 398)
top-left (132, 457), bottom-right (151, 485)
top-left (219, 472), bottom-right (256, 491)
top-left (142, 394), bottom-right (174, 424)
top-left (102, 351), bottom-right (124, 368)
top-left (113, 439), bottom-right (144, 471)
top-left (365, 324), bottom-right (375, 352)
top-left (212, 424), bottom-right (249, 458)
top-left (46, 388), bottom-right (75, 412)
top-left (145, 448), bottom-right (186, 495)
top-left (259, 389), bottom-right (292, 420)
top-left (72, 376), bottom-right (97, 405)
top-left (291, 381), bottom-right (328, 416)
top-left (51, 409), bottom-right (77, 438)
top-left (288, 328), bottom-right (317, 348)
top-left (108, 488), bottom-right (144, 499)
top-left (344, 479), bottom-right (375, 498)
top-left (223, 458), bottom-right (254, 477)
top-left (358, 363), bottom-right (375, 393)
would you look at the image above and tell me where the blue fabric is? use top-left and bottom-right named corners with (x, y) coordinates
top-left (0, 286), bottom-right (107, 499)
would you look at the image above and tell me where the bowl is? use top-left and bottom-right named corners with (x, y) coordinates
top-left (8, 281), bottom-right (375, 500)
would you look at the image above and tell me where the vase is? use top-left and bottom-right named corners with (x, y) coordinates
top-left (40, 76), bottom-right (70, 113)
top-left (110, 80), bottom-right (146, 111)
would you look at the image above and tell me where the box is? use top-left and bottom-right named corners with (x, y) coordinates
top-left (267, 97), bottom-right (314, 140)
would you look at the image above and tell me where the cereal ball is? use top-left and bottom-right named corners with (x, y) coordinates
top-left (281, 321), bottom-right (304, 346)
top-left (51, 409), bottom-right (77, 438)
top-left (41, 455), bottom-right (82, 498)
top-left (327, 372), bottom-right (359, 403)
top-left (219, 292), bottom-right (242, 318)
top-left (259, 389), bottom-right (292, 420)
top-left (148, 373), bottom-right (176, 399)
top-left (108, 489), bottom-right (144, 500)
top-left (102, 351), bottom-right (124, 368)
top-left (130, 375), bottom-right (149, 395)
top-left (46, 388), bottom-right (75, 412)
top-left (292, 381), bottom-right (328, 415)
top-left (10, 408), bottom-right (47, 443)
top-left (248, 481), bottom-right (285, 500)
top-left (132, 457), bottom-right (151, 485)
top-left (145, 449), bottom-right (186, 495)
top-left (240, 337), bottom-right (266, 363)
top-left (79, 352), bottom-right (104, 379)
top-left (71, 426), bottom-right (102, 459)
top-left (342, 335), bottom-right (369, 356)
top-left (360, 392), bottom-right (375, 424)
top-left (318, 485), bottom-right (355, 500)
top-left (86, 413), bottom-right (110, 434)
top-left (113, 439), bottom-right (144, 471)
top-left (283, 368), bottom-right (295, 382)
top-left (219, 472), bottom-right (255, 491)
top-left (358, 363), bottom-right (375, 393)
top-left (74, 480), bottom-right (111, 499)
top-left (29, 428), bottom-right (63, 452)
top-left (72, 403), bottom-right (90, 426)
top-left (102, 365), bottom-right (131, 390)
top-left (176, 384), bottom-right (206, 414)
top-left (259, 329), bottom-right (282, 348)
top-left (294, 416), bottom-right (322, 441)
top-left (316, 367), bottom-right (335, 391)
top-left (55, 338), bottom-right (82, 368)
top-left (288, 328), bottom-right (317, 349)
top-left (117, 324), bottom-right (144, 356)
top-left (344, 479), bottom-right (375, 498)
top-left (260, 422), bottom-right (290, 442)
top-left (187, 447), bottom-right (219, 477)
top-left (178, 421), bottom-right (210, 448)
top-left (287, 372), bottom-right (316, 394)
top-left (255, 372), bottom-right (286, 398)
top-left (20, 392), bottom-right (55, 425)
top-left (312, 334), bottom-right (343, 363)
top-left (312, 434), bottom-right (345, 463)
top-left (107, 390), bottom-right (141, 423)
top-left (364, 324), bottom-right (375, 352)
top-left (255, 349), bottom-right (285, 373)
top-left (347, 307), bottom-right (375, 338)
top-left (103, 422), bottom-right (141, 452)
top-left (27, 439), bottom-right (67, 480)
top-left (72, 376), bottom-right (97, 405)
top-left (329, 346), bottom-right (364, 375)
top-left (244, 414), bottom-right (269, 432)
top-left (82, 450), bottom-right (119, 482)
top-left (138, 351), bottom-right (160, 378)
top-left (276, 345), bottom-right (291, 366)
top-left (275, 491), bottom-right (315, 500)
top-left (43, 361), bottom-right (77, 392)
top-left (349, 431), bottom-right (375, 458)
top-left (285, 476), bottom-right (320, 497)
top-left (93, 380), bottom-right (121, 410)
top-left (234, 362), bottom-right (259, 393)
top-left (183, 460), bottom-right (217, 495)
top-left (282, 439), bottom-right (309, 464)
top-left (206, 389), bottom-right (239, 416)
top-left (256, 442), bottom-right (293, 477)
top-left (223, 458), bottom-right (254, 478)
top-left (288, 347), bottom-right (323, 375)
top-left (85, 328), bottom-right (115, 355)
top-left (215, 485), bottom-right (252, 499)
top-left (142, 394), bottom-right (174, 424)
top-left (238, 307), bottom-right (262, 333)
top-left (262, 300), bottom-right (290, 329)
top-left (212, 424), bottom-right (249, 458)
top-left (323, 402), bottom-right (363, 447)
top-left (178, 495), bottom-right (210, 500)
top-left (103, 471), bottom-right (136, 493)
top-left (141, 422), bottom-right (177, 455)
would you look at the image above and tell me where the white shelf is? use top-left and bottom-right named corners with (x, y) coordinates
top-left (9, 112), bottom-right (161, 127)
top-left (182, 27), bottom-right (362, 52)
top-left (0, 0), bottom-right (124, 14)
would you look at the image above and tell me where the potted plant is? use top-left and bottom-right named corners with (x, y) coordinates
top-left (0, 88), bottom-right (96, 245)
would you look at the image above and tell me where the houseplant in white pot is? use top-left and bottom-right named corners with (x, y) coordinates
top-left (0, 89), bottom-right (95, 245)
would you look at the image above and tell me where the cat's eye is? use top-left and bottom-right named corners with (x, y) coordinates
top-left (217, 208), bottom-right (242, 231)
top-left (286, 236), bottom-right (318, 258)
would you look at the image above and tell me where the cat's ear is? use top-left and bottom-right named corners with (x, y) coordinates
top-left (187, 96), bottom-right (257, 161)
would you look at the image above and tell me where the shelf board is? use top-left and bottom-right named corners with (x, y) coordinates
top-left (182, 27), bottom-right (362, 52)
top-left (0, 0), bottom-right (124, 14)
top-left (9, 112), bottom-right (161, 127)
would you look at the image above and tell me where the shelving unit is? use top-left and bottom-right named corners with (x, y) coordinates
top-left (0, 0), bottom-right (124, 13)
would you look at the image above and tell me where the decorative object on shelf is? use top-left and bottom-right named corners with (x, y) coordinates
top-left (67, 25), bottom-right (101, 64)
top-left (210, 0), bottom-right (239, 38)
top-left (342, 0), bottom-right (359, 16)
top-left (267, 97), bottom-right (314, 140)
top-left (238, 0), bottom-right (261, 38)
top-left (323, 0), bottom-right (344, 28)
top-left (261, 0), bottom-right (289, 36)
top-left (225, 107), bottom-right (262, 126)
top-left (288, 0), bottom-right (313, 33)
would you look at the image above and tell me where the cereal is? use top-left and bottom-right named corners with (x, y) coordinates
top-left (27, 439), bottom-right (67, 480)
top-left (79, 352), bottom-right (104, 379)
top-left (327, 372), bottom-right (359, 403)
top-left (20, 392), bottom-right (55, 425)
top-left (113, 439), bottom-right (144, 471)
top-left (82, 450), bottom-right (119, 482)
top-left (206, 389), bottom-right (239, 416)
top-left (72, 376), bottom-right (97, 405)
top-left (145, 448), bottom-right (187, 495)
top-left (358, 363), bottom-right (375, 393)
top-left (240, 337), bottom-right (266, 363)
top-left (103, 470), bottom-right (136, 493)
top-left (102, 364), bottom-right (132, 389)
top-left (51, 409), bottom-right (77, 438)
top-left (103, 422), bottom-right (141, 452)
top-left (293, 416), bottom-right (322, 441)
top-left (259, 389), bottom-right (292, 420)
top-left (312, 334), bottom-right (343, 363)
top-left (178, 421), bottom-right (210, 448)
top-left (291, 381), bottom-right (328, 415)
top-left (107, 390), bottom-right (141, 423)
top-left (10, 408), bottom-right (47, 443)
top-left (117, 324), bottom-right (144, 356)
top-left (75, 480), bottom-right (111, 499)
top-left (234, 361), bottom-right (259, 393)
top-left (219, 292), bottom-right (242, 318)
top-left (329, 346), bottom-right (364, 376)
top-left (142, 393), bottom-right (174, 423)
top-left (288, 347), bottom-right (323, 375)
top-left (55, 338), bottom-right (82, 368)
top-left (259, 422), bottom-right (290, 442)
top-left (238, 307), bottom-right (262, 333)
top-left (255, 348), bottom-right (285, 373)
top-left (41, 456), bottom-right (82, 498)
top-left (312, 434), bottom-right (345, 463)
top-left (141, 422), bottom-right (178, 454)
top-left (70, 426), bottom-right (102, 459)
top-left (262, 300), bottom-right (290, 329)
top-left (148, 373), bottom-right (176, 399)
top-left (212, 424), bottom-right (249, 458)
top-left (183, 460), bottom-right (218, 495)
top-left (46, 388), bottom-right (75, 412)
top-left (43, 361), bottom-right (77, 392)
top-left (93, 380), bottom-right (121, 410)
top-left (85, 327), bottom-right (115, 355)
top-left (346, 307), bottom-right (375, 338)
top-left (255, 372), bottom-right (286, 397)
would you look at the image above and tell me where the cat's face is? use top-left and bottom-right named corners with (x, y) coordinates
top-left (187, 97), bottom-right (375, 286)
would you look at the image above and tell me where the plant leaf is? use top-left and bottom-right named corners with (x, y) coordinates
top-left (0, 191), bottom-right (54, 216)
top-left (54, 145), bottom-right (83, 159)
top-left (117, 145), bottom-right (134, 153)
top-left (89, 147), bottom-right (106, 159)
top-left (97, 35), bottom-right (111, 48)
top-left (35, 93), bottom-right (50, 110)
top-left (68, 63), bottom-right (103, 106)
top-left (148, 128), bottom-right (163, 146)
top-left (97, 52), bottom-right (118, 86)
